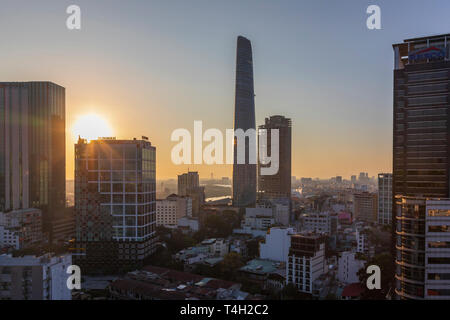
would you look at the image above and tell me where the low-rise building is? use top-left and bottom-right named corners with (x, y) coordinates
top-left (0, 253), bottom-right (72, 300)
top-left (109, 265), bottom-right (248, 300)
top-left (259, 227), bottom-right (295, 263)
top-left (300, 212), bottom-right (337, 235)
top-left (239, 258), bottom-right (285, 289)
top-left (0, 208), bottom-right (42, 250)
top-left (156, 194), bottom-right (192, 228)
top-left (174, 238), bottom-right (229, 265)
top-left (337, 251), bottom-right (365, 284)
top-left (177, 216), bottom-right (199, 233)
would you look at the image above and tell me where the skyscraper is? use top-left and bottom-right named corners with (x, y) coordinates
top-left (393, 34), bottom-right (450, 299)
top-left (233, 36), bottom-right (256, 207)
top-left (258, 115), bottom-right (292, 200)
top-left (177, 171), bottom-right (204, 216)
top-left (378, 173), bottom-right (392, 225)
top-left (0, 83), bottom-right (29, 211)
top-left (0, 82), bottom-right (65, 237)
top-left (177, 171), bottom-right (199, 196)
top-left (73, 137), bottom-right (156, 274)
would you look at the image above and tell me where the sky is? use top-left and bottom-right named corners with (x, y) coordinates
top-left (1, 0), bottom-right (449, 180)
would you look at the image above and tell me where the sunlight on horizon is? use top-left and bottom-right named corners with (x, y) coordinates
top-left (71, 113), bottom-right (113, 142)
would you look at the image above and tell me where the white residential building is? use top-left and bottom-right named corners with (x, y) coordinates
top-left (286, 233), bottom-right (326, 294)
top-left (356, 228), bottom-right (369, 255)
top-left (260, 227), bottom-right (295, 262)
top-left (234, 207), bottom-right (275, 237)
top-left (273, 204), bottom-right (290, 226)
top-left (0, 254), bottom-right (72, 300)
top-left (301, 212), bottom-right (337, 235)
top-left (156, 194), bottom-right (192, 227)
top-left (0, 208), bottom-right (42, 250)
top-left (177, 216), bottom-right (199, 232)
top-left (337, 251), bottom-right (365, 284)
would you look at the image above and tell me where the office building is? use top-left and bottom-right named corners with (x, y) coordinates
top-left (0, 82), bottom-right (65, 237)
top-left (395, 197), bottom-right (450, 299)
top-left (178, 171), bottom-right (204, 216)
top-left (286, 233), bottom-right (326, 294)
top-left (177, 171), bottom-right (199, 196)
top-left (378, 173), bottom-right (392, 225)
top-left (233, 36), bottom-right (257, 207)
top-left (73, 137), bottom-right (156, 274)
top-left (353, 192), bottom-right (378, 223)
top-left (156, 194), bottom-right (192, 228)
top-left (258, 115), bottom-right (292, 200)
top-left (393, 34), bottom-right (450, 299)
top-left (0, 253), bottom-right (72, 300)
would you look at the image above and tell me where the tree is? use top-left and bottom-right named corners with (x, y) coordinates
top-left (358, 252), bottom-right (393, 300)
top-left (217, 252), bottom-right (244, 280)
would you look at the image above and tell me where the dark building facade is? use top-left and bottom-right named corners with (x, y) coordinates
top-left (73, 138), bottom-right (156, 274)
top-left (0, 82), bottom-right (65, 237)
top-left (177, 171), bottom-right (204, 216)
top-left (258, 115), bottom-right (292, 200)
top-left (233, 36), bottom-right (257, 207)
top-left (393, 34), bottom-right (450, 299)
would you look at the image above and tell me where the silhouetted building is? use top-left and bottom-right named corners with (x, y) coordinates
top-left (233, 36), bottom-right (256, 207)
top-left (393, 34), bottom-right (450, 299)
top-left (177, 171), bottom-right (204, 216)
top-left (178, 171), bottom-right (199, 196)
top-left (0, 82), bottom-right (65, 238)
top-left (353, 192), bottom-right (378, 223)
top-left (258, 115), bottom-right (292, 201)
top-left (73, 137), bottom-right (156, 274)
top-left (378, 173), bottom-right (392, 225)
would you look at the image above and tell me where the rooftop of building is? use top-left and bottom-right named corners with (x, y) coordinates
top-left (404, 33), bottom-right (450, 43)
top-left (76, 136), bottom-right (153, 147)
top-left (341, 283), bottom-right (364, 297)
top-left (109, 266), bottom-right (245, 300)
top-left (240, 259), bottom-right (284, 274)
top-left (0, 253), bottom-right (69, 266)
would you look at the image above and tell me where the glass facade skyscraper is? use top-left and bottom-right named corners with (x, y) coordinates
top-left (0, 82), bottom-right (65, 237)
top-left (258, 115), bottom-right (292, 201)
top-left (233, 36), bottom-right (257, 207)
top-left (393, 34), bottom-right (450, 299)
top-left (73, 138), bottom-right (156, 274)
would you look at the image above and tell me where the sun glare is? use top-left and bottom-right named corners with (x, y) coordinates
top-left (72, 113), bottom-right (113, 142)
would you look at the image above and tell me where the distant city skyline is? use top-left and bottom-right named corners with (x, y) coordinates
top-left (2, 1), bottom-right (450, 180)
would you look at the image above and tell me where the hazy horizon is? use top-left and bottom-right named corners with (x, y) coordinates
top-left (2, 0), bottom-right (450, 179)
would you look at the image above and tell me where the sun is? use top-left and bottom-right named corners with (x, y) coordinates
top-left (72, 113), bottom-right (113, 142)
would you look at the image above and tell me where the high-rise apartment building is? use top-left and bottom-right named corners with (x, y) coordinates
top-left (378, 173), bottom-right (392, 225)
top-left (353, 192), bottom-right (378, 223)
top-left (286, 233), bottom-right (326, 294)
top-left (393, 34), bottom-right (450, 299)
top-left (73, 137), bottom-right (156, 274)
top-left (0, 82), bottom-right (65, 236)
top-left (177, 171), bottom-right (199, 196)
top-left (233, 36), bottom-right (257, 207)
top-left (258, 115), bottom-right (292, 200)
top-left (177, 171), bottom-right (204, 216)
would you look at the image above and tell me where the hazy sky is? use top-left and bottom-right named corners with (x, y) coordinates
top-left (1, 0), bottom-right (449, 179)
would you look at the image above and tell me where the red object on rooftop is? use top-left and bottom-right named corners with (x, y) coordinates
top-left (342, 283), bottom-right (364, 297)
